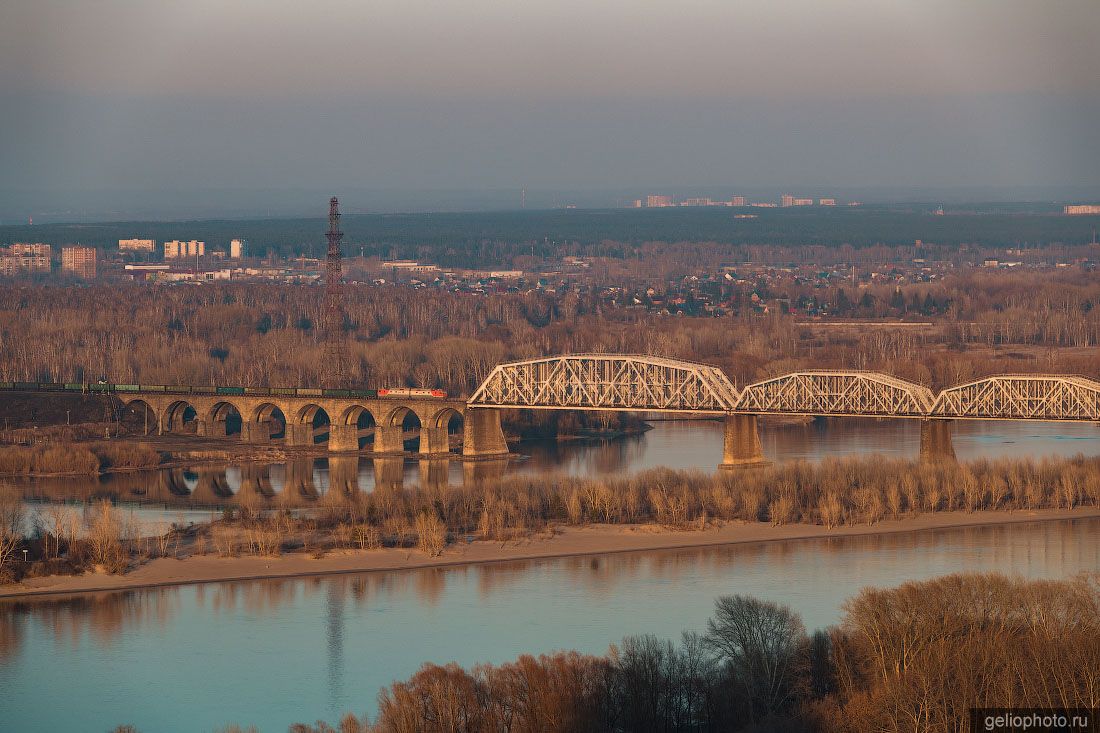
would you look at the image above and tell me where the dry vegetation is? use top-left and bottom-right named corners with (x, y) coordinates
top-left (6, 453), bottom-right (1094, 585)
top-left (191, 455), bottom-right (1100, 562)
top-left (265, 572), bottom-right (1099, 733)
top-left (0, 270), bottom-right (1097, 395)
top-left (0, 442), bottom-right (162, 475)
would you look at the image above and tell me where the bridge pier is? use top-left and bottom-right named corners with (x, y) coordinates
top-left (462, 408), bottom-right (509, 458)
top-left (373, 423), bottom-right (407, 454)
top-left (420, 425), bottom-right (452, 456)
top-left (240, 421), bottom-right (270, 443)
top-left (719, 413), bottom-right (768, 469)
top-left (328, 424), bottom-right (360, 452)
top-left (919, 419), bottom-right (957, 463)
top-left (285, 423), bottom-right (314, 447)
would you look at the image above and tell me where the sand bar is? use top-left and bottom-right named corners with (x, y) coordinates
top-left (2, 507), bottom-right (1098, 601)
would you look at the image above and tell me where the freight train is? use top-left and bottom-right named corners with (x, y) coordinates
top-left (0, 382), bottom-right (447, 399)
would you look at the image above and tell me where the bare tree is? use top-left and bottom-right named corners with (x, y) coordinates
top-left (703, 594), bottom-right (809, 724)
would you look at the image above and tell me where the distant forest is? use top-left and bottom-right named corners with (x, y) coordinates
top-left (2, 207), bottom-right (1098, 268)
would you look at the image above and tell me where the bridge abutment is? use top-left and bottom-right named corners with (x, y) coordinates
top-left (719, 413), bottom-right (768, 469)
top-left (462, 408), bottom-right (509, 458)
top-left (919, 419), bottom-right (957, 463)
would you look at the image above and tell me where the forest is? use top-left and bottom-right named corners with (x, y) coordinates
top-left (0, 268), bottom-right (1097, 394)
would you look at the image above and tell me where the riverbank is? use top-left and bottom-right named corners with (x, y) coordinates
top-left (3, 507), bottom-right (1097, 600)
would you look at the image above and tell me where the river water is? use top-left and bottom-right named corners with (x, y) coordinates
top-left (14, 418), bottom-right (1100, 528)
top-left (2, 419), bottom-right (1099, 731)
top-left (1, 519), bottom-right (1097, 732)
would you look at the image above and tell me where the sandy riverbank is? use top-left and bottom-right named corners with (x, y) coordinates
top-left (3, 507), bottom-right (1098, 600)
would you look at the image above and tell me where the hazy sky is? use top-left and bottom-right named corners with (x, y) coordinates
top-left (2, 0), bottom-right (1099, 213)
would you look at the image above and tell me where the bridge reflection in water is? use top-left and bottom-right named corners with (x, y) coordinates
top-left (19, 457), bottom-right (510, 510)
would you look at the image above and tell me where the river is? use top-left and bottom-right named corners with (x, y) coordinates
top-left (0, 518), bottom-right (1097, 732)
top-left (2, 419), bottom-right (1099, 730)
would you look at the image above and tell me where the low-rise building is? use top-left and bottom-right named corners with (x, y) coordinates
top-left (119, 238), bottom-right (156, 252)
top-left (1064, 204), bottom-right (1100, 215)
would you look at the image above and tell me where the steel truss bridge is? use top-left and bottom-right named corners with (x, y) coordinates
top-left (469, 355), bottom-right (1100, 422)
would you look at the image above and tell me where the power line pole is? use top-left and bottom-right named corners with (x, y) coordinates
top-left (322, 196), bottom-right (349, 387)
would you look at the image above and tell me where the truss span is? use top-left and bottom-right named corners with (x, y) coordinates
top-left (468, 354), bottom-right (740, 413)
top-left (931, 375), bottom-right (1100, 421)
top-left (736, 370), bottom-right (935, 417)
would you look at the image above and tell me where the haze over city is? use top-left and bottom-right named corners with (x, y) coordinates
top-left (3, 0), bottom-right (1100, 220)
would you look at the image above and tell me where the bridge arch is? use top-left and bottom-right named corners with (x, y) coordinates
top-left (381, 405), bottom-right (422, 452)
top-left (425, 406), bottom-right (464, 454)
top-left (736, 371), bottom-right (934, 417)
top-left (469, 354), bottom-right (740, 412)
top-left (338, 404), bottom-right (377, 450)
top-left (296, 403), bottom-right (331, 445)
top-left (120, 398), bottom-right (158, 435)
top-left (163, 400), bottom-right (199, 433)
top-left (251, 402), bottom-right (288, 440)
top-left (208, 401), bottom-right (244, 436)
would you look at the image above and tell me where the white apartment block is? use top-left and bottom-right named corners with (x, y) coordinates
top-left (164, 240), bottom-right (205, 258)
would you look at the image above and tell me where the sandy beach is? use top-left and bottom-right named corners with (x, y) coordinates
top-left (3, 507), bottom-right (1098, 600)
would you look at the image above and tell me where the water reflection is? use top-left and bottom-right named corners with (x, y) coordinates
top-left (12, 419), bottom-right (1100, 521)
top-left (1, 518), bottom-right (1097, 733)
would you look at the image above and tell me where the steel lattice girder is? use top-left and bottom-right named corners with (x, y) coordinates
top-left (467, 355), bottom-right (1100, 422)
top-left (735, 370), bottom-right (935, 416)
top-left (467, 354), bottom-right (740, 413)
top-left (930, 374), bottom-right (1100, 421)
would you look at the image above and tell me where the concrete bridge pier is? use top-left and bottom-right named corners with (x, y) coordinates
top-left (240, 421), bottom-right (270, 443)
top-left (462, 408), bottom-right (509, 459)
top-left (719, 413), bottom-right (768, 469)
top-left (919, 419), bottom-right (957, 462)
top-left (328, 425), bottom-right (360, 452)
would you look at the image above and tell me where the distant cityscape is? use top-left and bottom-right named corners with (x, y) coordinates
top-left (628, 194), bottom-right (853, 208)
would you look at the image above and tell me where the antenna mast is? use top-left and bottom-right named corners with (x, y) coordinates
top-left (322, 196), bottom-right (349, 387)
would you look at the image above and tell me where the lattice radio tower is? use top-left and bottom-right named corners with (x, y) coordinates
top-left (322, 196), bottom-right (349, 387)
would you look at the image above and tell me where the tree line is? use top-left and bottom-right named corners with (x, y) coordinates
top-left (0, 269), bottom-right (1098, 394)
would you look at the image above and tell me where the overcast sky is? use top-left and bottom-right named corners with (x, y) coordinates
top-left (2, 0), bottom-right (1099, 214)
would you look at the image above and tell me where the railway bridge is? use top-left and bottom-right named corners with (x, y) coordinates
top-left (11, 354), bottom-right (1100, 468)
